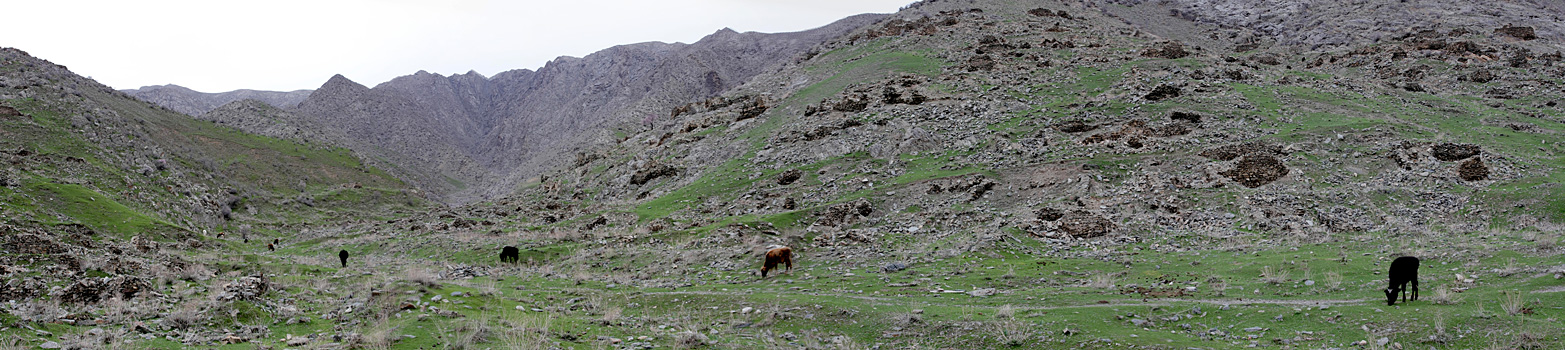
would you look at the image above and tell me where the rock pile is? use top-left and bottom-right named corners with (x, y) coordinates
top-left (630, 162), bottom-right (678, 185)
top-left (1458, 157), bottom-right (1489, 181)
top-left (219, 274), bottom-right (269, 301)
top-left (1059, 210), bottom-right (1115, 238)
top-left (1432, 143), bottom-right (1480, 161)
top-left (817, 199), bottom-right (873, 227)
top-left (1142, 41), bottom-right (1190, 59)
top-left (1220, 154), bottom-right (1289, 188)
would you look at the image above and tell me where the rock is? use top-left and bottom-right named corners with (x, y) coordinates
top-left (776, 169), bottom-right (802, 185)
top-left (1376, 337), bottom-right (1390, 346)
top-left (741, 307), bottom-right (754, 314)
top-left (630, 162), bottom-right (679, 185)
top-left (1495, 25), bottom-right (1537, 40)
top-left (883, 262), bottom-right (910, 272)
top-left (1304, 280), bottom-right (1315, 286)
top-left (1130, 318), bottom-right (1150, 327)
top-left (39, 342), bottom-right (61, 349)
top-left (284, 334), bottom-right (310, 346)
top-left (1244, 327), bottom-right (1265, 332)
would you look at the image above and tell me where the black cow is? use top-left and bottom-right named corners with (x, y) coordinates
top-left (339, 250), bottom-right (350, 268)
top-left (500, 246), bottom-right (520, 264)
top-left (1385, 256), bottom-right (1420, 305)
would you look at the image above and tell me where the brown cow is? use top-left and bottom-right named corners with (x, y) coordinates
top-left (761, 246), bottom-right (793, 278)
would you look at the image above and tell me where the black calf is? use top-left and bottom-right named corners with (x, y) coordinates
top-left (500, 246), bottom-right (520, 264)
top-left (1385, 256), bottom-right (1419, 306)
top-left (339, 250), bottom-right (350, 268)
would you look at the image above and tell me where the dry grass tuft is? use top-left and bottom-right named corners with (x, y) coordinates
top-left (672, 330), bottom-right (710, 349)
top-left (1501, 290), bottom-right (1530, 316)
top-left (1085, 274), bottom-right (1115, 289)
top-left (1429, 285), bottom-right (1463, 305)
top-left (994, 304), bottom-right (1016, 320)
top-left (1259, 265), bottom-right (1290, 284)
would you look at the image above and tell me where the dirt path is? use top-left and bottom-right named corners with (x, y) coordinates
top-left (641, 289), bottom-right (1372, 310)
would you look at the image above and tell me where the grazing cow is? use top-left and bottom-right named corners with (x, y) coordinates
top-left (761, 246), bottom-right (793, 278)
top-left (267, 243), bottom-right (275, 252)
top-left (500, 246), bottom-right (520, 264)
top-left (1385, 256), bottom-right (1420, 306)
top-left (339, 250), bottom-right (350, 268)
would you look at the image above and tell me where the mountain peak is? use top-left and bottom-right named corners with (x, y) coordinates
top-left (321, 74), bottom-right (368, 91)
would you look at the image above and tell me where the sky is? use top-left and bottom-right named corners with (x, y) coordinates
top-left (4, 0), bottom-right (913, 93)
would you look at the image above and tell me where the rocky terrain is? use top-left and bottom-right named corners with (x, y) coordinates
top-left (6, 0), bottom-right (1565, 349)
top-left (120, 84), bottom-right (311, 116)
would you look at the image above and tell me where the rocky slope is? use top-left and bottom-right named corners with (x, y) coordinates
top-left (1103, 0), bottom-right (1564, 52)
top-left (121, 84), bottom-right (312, 116)
top-left (1, 47), bottom-right (423, 348)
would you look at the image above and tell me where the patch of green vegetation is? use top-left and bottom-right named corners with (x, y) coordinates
top-left (634, 153), bottom-right (756, 221)
top-left (22, 177), bottom-right (175, 237)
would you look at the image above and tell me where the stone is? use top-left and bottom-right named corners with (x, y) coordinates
top-left (968, 288), bottom-right (997, 297)
top-left (40, 341), bottom-right (61, 349)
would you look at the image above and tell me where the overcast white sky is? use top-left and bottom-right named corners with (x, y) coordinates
top-left (4, 0), bottom-right (911, 93)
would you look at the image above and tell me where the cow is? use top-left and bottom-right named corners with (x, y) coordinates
top-left (761, 246), bottom-right (793, 278)
top-left (1385, 256), bottom-right (1420, 306)
top-left (339, 250), bottom-right (350, 268)
top-left (500, 246), bottom-right (520, 264)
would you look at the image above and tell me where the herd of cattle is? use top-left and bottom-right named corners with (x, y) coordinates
top-left (306, 242), bottom-right (1419, 304)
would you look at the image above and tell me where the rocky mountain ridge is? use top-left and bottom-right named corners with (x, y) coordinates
top-left (121, 84), bottom-right (311, 116)
top-left (186, 14), bottom-right (887, 203)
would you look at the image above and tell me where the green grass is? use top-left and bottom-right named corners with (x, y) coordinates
top-left (21, 177), bottom-right (177, 237)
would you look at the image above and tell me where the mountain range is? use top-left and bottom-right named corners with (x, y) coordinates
top-left (128, 15), bottom-right (886, 203)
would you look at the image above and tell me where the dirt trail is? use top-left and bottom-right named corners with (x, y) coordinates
top-left (642, 289), bottom-right (1372, 310)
